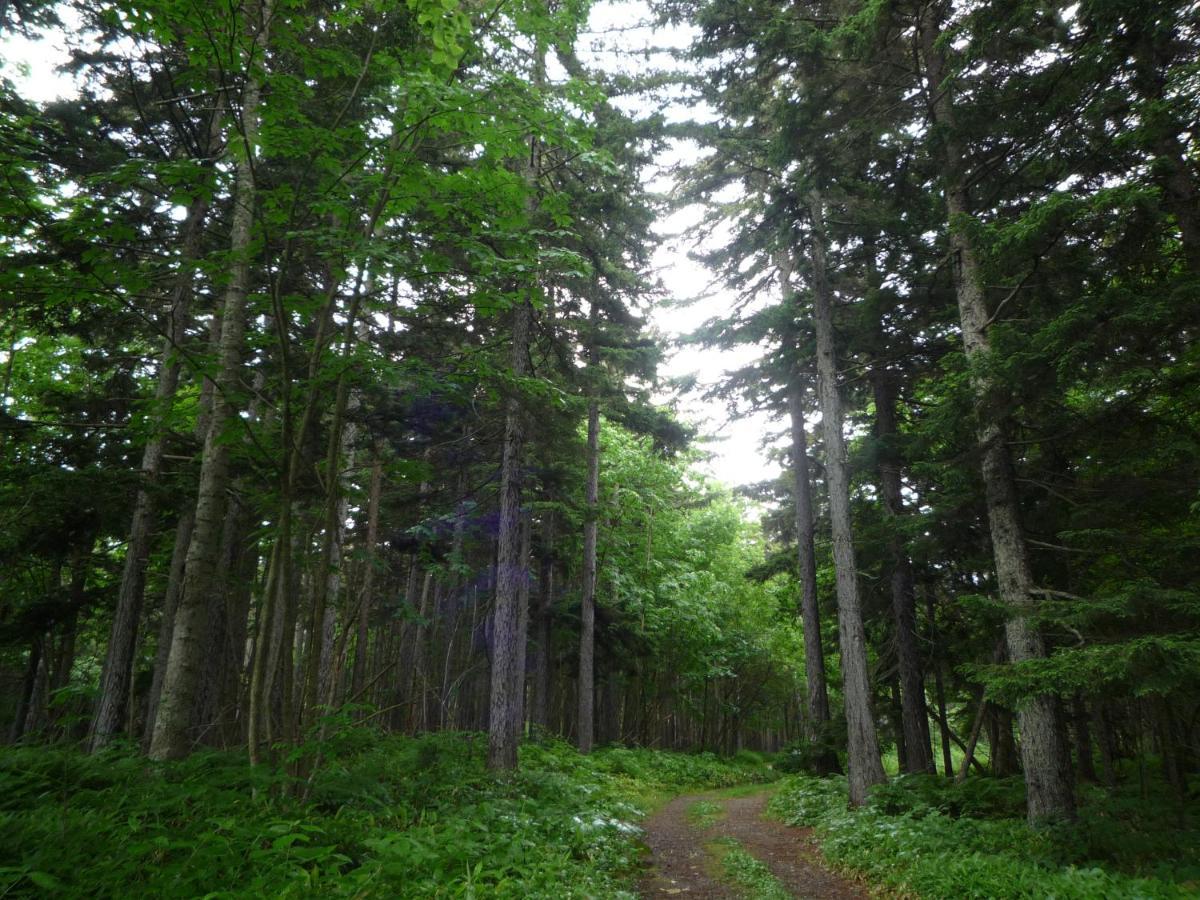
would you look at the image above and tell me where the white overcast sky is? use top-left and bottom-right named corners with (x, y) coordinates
top-left (1, 0), bottom-right (783, 490)
top-left (583, 1), bottom-right (783, 489)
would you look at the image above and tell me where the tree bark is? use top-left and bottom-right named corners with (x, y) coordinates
top-left (351, 453), bottom-right (383, 700)
top-left (143, 509), bottom-right (194, 745)
top-left (804, 200), bottom-right (886, 806)
top-left (515, 513), bottom-right (532, 733)
top-left (778, 247), bottom-right (836, 762)
top-left (149, 7), bottom-right (272, 759)
top-left (917, 2), bottom-right (1075, 822)
top-left (1072, 694), bottom-right (1097, 783)
top-left (578, 394), bottom-right (600, 754)
top-left (787, 380), bottom-right (839, 774)
top-left (870, 365), bottom-right (934, 774)
top-left (531, 512), bottom-right (555, 730)
top-left (91, 85), bottom-right (227, 751)
top-left (486, 297), bottom-right (533, 770)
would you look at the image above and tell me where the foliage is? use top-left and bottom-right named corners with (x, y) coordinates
top-left (769, 775), bottom-right (1200, 898)
top-left (774, 724), bottom-right (846, 776)
top-left (0, 731), bottom-right (772, 898)
top-left (708, 837), bottom-right (791, 900)
top-left (687, 798), bottom-right (724, 828)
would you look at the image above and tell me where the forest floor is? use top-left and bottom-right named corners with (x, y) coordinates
top-left (638, 785), bottom-right (870, 898)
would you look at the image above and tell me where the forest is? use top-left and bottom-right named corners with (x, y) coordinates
top-left (0, 0), bottom-right (1197, 895)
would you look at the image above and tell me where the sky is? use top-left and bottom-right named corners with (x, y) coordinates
top-left (0, 1), bottom-right (784, 491)
top-left (582, 2), bottom-right (784, 490)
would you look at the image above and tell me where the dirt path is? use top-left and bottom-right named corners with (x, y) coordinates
top-left (637, 788), bottom-right (870, 899)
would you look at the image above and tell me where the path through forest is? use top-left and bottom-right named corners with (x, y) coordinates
top-left (638, 788), bottom-right (868, 898)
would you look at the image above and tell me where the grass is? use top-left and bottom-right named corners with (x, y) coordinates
top-left (0, 725), bottom-right (774, 898)
top-left (705, 837), bottom-right (791, 900)
top-left (688, 798), bottom-right (725, 828)
top-left (768, 771), bottom-right (1200, 898)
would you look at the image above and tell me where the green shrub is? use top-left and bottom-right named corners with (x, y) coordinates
top-left (768, 774), bottom-right (1199, 899)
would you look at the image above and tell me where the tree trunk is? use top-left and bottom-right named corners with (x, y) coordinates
top-left (917, 3), bottom-right (1075, 822)
top-left (786, 378), bottom-right (840, 774)
top-left (1072, 694), bottom-right (1098, 783)
top-left (149, 16), bottom-right (271, 757)
top-left (90, 191), bottom-right (212, 752)
top-left (486, 297), bottom-right (533, 770)
top-left (957, 691), bottom-right (988, 783)
top-left (515, 513), bottom-right (532, 733)
top-left (351, 453), bottom-right (383, 700)
top-left (923, 587), bottom-right (955, 777)
top-left (870, 367), bottom-right (934, 774)
top-left (531, 513), bottom-right (555, 730)
top-left (300, 309), bottom-right (364, 728)
top-left (989, 705), bottom-right (1020, 777)
top-left (578, 395), bottom-right (600, 754)
top-left (781, 248), bottom-right (837, 773)
top-left (10, 635), bottom-right (44, 743)
top-left (804, 200), bottom-right (886, 806)
top-left (143, 509), bottom-right (194, 746)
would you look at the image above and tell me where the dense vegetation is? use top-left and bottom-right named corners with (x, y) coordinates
top-left (770, 774), bottom-right (1199, 897)
top-left (1, 0), bottom-right (1198, 894)
top-left (0, 732), bottom-right (772, 896)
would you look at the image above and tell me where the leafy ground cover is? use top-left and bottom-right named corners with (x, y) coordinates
top-left (769, 772), bottom-right (1200, 898)
top-left (707, 837), bottom-right (791, 900)
top-left (0, 728), bottom-right (772, 898)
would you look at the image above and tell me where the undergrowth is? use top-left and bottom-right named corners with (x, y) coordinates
top-left (0, 726), bottom-right (772, 898)
top-left (708, 838), bottom-right (790, 900)
top-left (768, 772), bottom-right (1200, 898)
top-left (688, 799), bottom-right (725, 829)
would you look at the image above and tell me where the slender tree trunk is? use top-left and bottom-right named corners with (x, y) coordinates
top-left (890, 676), bottom-right (907, 770)
top-left (924, 587), bottom-right (955, 777)
top-left (143, 509), bottom-right (194, 745)
top-left (515, 513), bottom-right (532, 733)
top-left (918, 4), bottom-right (1075, 822)
top-left (1072, 694), bottom-right (1097, 782)
top-left (92, 93), bottom-right (225, 750)
top-left (487, 296), bottom-right (533, 770)
top-left (300, 310), bottom-right (364, 728)
top-left (957, 691), bottom-right (988, 783)
top-left (531, 513), bottom-right (555, 730)
top-left (1096, 702), bottom-right (1118, 786)
top-left (248, 509), bottom-right (290, 763)
top-left (870, 366), bottom-right (934, 774)
top-left (787, 379), bottom-right (839, 774)
top-left (804, 201), bottom-right (886, 806)
top-left (578, 395), bottom-right (600, 754)
top-left (149, 11), bottom-right (271, 758)
top-left (351, 453), bottom-right (383, 699)
top-left (10, 635), bottom-right (44, 743)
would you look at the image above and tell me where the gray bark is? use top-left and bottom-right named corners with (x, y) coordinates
top-left (142, 509), bottom-right (194, 745)
top-left (486, 297), bottom-right (533, 770)
top-left (787, 384), bottom-right (840, 775)
top-left (805, 199), bottom-right (886, 806)
top-left (924, 588), bottom-right (955, 777)
top-left (578, 396), bottom-right (600, 754)
top-left (870, 368), bottom-right (934, 774)
top-left (780, 252), bottom-right (836, 759)
top-left (531, 513), bottom-right (555, 730)
top-left (515, 513), bottom-right (532, 733)
top-left (90, 189), bottom-right (212, 752)
top-left (351, 453), bottom-right (383, 699)
top-left (149, 11), bottom-right (271, 758)
top-left (917, 1), bottom-right (1076, 823)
